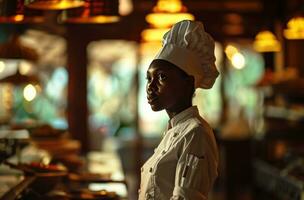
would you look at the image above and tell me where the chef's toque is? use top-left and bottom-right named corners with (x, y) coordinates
top-left (154, 20), bottom-right (219, 89)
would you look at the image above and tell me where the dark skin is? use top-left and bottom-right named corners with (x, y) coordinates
top-left (146, 59), bottom-right (195, 119)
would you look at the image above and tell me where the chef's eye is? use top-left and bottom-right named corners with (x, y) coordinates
top-left (146, 75), bottom-right (152, 82)
top-left (158, 73), bottom-right (167, 81)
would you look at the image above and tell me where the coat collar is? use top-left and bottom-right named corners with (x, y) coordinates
top-left (167, 106), bottom-right (199, 130)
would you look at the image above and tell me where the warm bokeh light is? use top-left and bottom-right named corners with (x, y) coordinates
top-left (142, 0), bottom-right (194, 44)
top-left (154, 0), bottom-right (183, 13)
top-left (14, 14), bottom-right (24, 22)
top-left (26, 0), bottom-right (85, 10)
top-left (23, 84), bottom-right (37, 102)
top-left (141, 28), bottom-right (170, 42)
top-left (64, 15), bottom-right (120, 23)
top-left (88, 183), bottom-right (127, 198)
top-left (231, 52), bottom-right (246, 69)
top-left (253, 30), bottom-right (281, 52)
top-left (146, 13), bottom-right (194, 28)
top-left (140, 42), bottom-right (162, 56)
top-left (119, 0), bottom-right (133, 16)
top-left (0, 61), bottom-right (5, 73)
top-left (225, 44), bottom-right (239, 60)
top-left (145, 0), bottom-right (194, 29)
top-left (284, 17), bottom-right (304, 40)
top-left (19, 61), bottom-right (33, 75)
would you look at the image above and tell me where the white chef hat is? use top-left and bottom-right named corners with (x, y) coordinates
top-left (154, 20), bottom-right (219, 89)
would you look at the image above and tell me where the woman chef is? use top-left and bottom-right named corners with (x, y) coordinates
top-left (139, 20), bottom-right (220, 200)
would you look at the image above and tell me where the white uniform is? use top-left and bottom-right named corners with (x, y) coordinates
top-left (139, 106), bottom-right (219, 200)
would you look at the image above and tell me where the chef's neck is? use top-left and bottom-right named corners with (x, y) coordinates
top-left (166, 102), bottom-right (192, 119)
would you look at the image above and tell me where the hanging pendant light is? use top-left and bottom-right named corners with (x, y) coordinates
top-left (25, 0), bottom-right (84, 10)
top-left (284, 16), bottom-right (304, 40)
top-left (141, 0), bottom-right (194, 43)
top-left (253, 30), bottom-right (281, 52)
top-left (145, 0), bottom-right (194, 29)
top-left (0, 0), bottom-right (43, 23)
top-left (62, 0), bottom-right (120, 24)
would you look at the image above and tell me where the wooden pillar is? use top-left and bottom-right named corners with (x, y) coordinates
top-left (286, 40), bottom-right (304, 77)
top-left (66, 25), bottom-right (89, 153)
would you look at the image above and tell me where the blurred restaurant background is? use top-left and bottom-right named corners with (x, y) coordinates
top-left (0, 0), bottom-right (304, 199)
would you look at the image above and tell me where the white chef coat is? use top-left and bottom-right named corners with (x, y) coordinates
top-left (138, 106), bottom-right (219, 200)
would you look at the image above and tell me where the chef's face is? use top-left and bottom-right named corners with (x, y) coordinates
top-left (146, 59), bottom-right (191, 111)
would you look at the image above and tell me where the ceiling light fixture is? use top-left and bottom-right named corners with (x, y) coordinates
top-left (145, 0), bottom-right (194, 28)
top-left (284, 16), bottom-right (304, 40)
top-left (253, 30), bottom-right (281, 52)
top-left (142, 0), bottom-right (194, 43)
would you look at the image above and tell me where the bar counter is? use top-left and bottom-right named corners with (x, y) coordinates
top-left (0, 142), bottom-right (128, 200)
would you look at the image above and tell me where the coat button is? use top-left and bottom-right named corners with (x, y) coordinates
top-left (173, 132), bottom-right (178, 137)
top-left (161, 150), bottom-right (166, 155)
top-left (149, 167), bottom-right (153, 173)
top-left (138, 189), bottom-right (141, 193)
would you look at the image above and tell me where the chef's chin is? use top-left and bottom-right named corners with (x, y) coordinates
top-left (149, 104), bottom-right (163, 112)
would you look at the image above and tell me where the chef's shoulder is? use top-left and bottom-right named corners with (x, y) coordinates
top-left (180, 117), bottom-right (212, 137)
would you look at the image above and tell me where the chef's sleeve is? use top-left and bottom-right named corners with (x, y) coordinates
top-left (170, 126), bottom-right (218, 200)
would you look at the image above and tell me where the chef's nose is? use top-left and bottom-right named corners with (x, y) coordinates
top-left (146, 80), bottom-right (157, 94)
top-left (147, 84), bottom-right (155, 94)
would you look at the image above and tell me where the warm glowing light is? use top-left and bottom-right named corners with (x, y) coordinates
top-left (141, 28), bottom-right (170, 42)
top-left (225, 45), bottom-right (239, 60)
top-left (144, 0), bottom-right (194, 28)
top-left (141, 0), bottom-right (194, 43)
top-left (23, 84), bottom-right (37, 101)
top-left (140, 42), bottom-right (162, 56)
top-left (64, 15), bottom-right (120, 23)
top-left (146, 12), bottom-right (194, 28)
top-left (154, 0), bottom-right (183, 13)
top-left (119, 0), bottom-right (133, 16)
top-left (14, 15), bottom-right (24, 22)
top-left (88, 183), bottom-right (127, 198)
top-left (26, 0), bottom-right (85, 10)
top-left (19, 61), bottom-right (32, 75)
top-left (284, 17), bottom-right (304, 40)
top-left (253, 31), bottom-right (281, 52)
top-left (231, 52), bottom-right (245, 69)
top-left (0, 61), bottom-right (5, 73)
